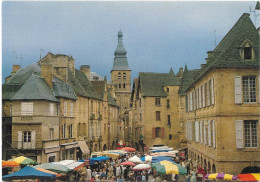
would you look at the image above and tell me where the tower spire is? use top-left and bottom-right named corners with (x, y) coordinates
top-left (114, 30), bottom-right (127, 57)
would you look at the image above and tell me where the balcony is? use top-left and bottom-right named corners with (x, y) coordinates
top-left (90, 114), bottom-right (95, 120)
top-left (12, 141), bottom-right (42, 149)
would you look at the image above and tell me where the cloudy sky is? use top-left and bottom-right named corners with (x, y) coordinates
top-left (2, 1), bottom-right (258, 82)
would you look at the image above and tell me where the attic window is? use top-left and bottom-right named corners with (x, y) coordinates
top-left (244, 47), bottom-right (252, 59)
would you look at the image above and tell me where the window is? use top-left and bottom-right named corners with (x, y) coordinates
top-left (70, 103), bottom-right (73, 117)
top-left (243, 76), bottom-right (256, 103)
top-left (123, 73), bottom-right (126, 80)
top-left (155, 98), bottom-right (161, 106)
top-left (64, 102), bottom-right (67, 117)
top-left (49, 128), bottom-right (54, 140)
top-left (21, 102), bottom-right (33, 115)
top-left (167, 115), bottom-right (171, 125)
top-left (169, 134), bottom-right (172, 140)
top-left (155, 127), bottom-right (161, 138)
top-left (119, 83), bottom-right (121, 88)
top-left (69, 124), bottom-right (73, 138)
top-left (167, 99), bottom-right (170, 108)
top-left (244, 47), bottom-right (252, 59)
top-left (118, 72), bottom-right (121, 79)
top-left (62, 124), bottom-right (66, 139)
top-left (91, 101), bottom-right (93, 114)
top-left (244, 120), bottom-right (258, 147)
top-left (167, 88), bottom-right (169, 92)
top-left (23, 131), bottom-right (31, 142)
top-left (140, 113), bottom-right (142, 122)
top-left (139, 98), bottom-right (141, 107)
top-left (50, 103), bottom-right (55, 116)
top-left (156, 111), bottom-right (161, 121)
top-left (123, 83), bottom-right (126, 88)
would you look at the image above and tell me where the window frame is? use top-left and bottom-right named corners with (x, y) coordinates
top-left (244, 120), bottom-right (258, 148)
top-left (155, 127), bottom-right (161, 138)
top-left (156, 111), bottom-right (161, 121)
top-left (155, 98), bottom-right (161, 106)
top-left (23, 131), bottom-right (31, 142)
top-left (242, 76), bottom-right (256, 103)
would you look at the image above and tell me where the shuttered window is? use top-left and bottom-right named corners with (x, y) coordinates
top-left (193, 92), bottom-right (196, 110)
top-left (235, 76), bottom-right (242, 104)
top-left (212, 120), bottom-right (216, 148)
top-left (200, 121), bottom-right (203, 144)
top-left (202, 85), bottom-right (206, 107)
top-left (199, 87), bottom-right (202, 108)
top-left (208, 121), bottom-right (212, 146)
top-left (244, 120), bottom-right (258, 148)
top-left (235, 120), bottom-right (244, 149)
top-left (21, 102), bottom-right (33, 115)
top-left (155, 127), bottom-right (161, 138)
top-left (243, 76), bottom-right (256, 103)
top-left (70, 103), bottom-right (73, 117)
top-left (69, 124), bottom-right (73, 138)
top-left (156, 111), bottom-right (161, 121)
top-left (190, 92), bottom-right (193, 111)
top-left (195, 121), bottom-right (199, 142)
top-left (18, 131), bottom-right (22, 149)
top-left (204, 121), bottom-right (207, 145)
top-left (211, 78), bottom-right (215, 105)
top-left (64, 102), bottom-right (67, 117)
top-left (62, 124), bottom-right (66, 139)
top-left (31, 131), bottom-right (36, 149)
top-left (187, 95), bottom-right (190, 112)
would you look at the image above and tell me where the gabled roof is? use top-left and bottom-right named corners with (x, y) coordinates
top-left (183, 13), bottom-right (259, 93)
top-left (139, 71), bottom-right (180, 97)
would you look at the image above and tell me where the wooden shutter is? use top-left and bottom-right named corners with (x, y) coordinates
top-left (152, 128), bottom-right (156, 139)
top-left (18, 131), bottom-right (22, 149)
top-left (200, 121), bottom-right (203, 143)
top-left (190, 92), bottom-right (193, 111)
top-left (207, 81), bottom-right (210, 106)
top-left (193, 92), bottom-right (196, 110)
top-left (208, 121), bottom-right (212, 146)
top-left (199, 87), bottom-right (202, 108)
top-left (161, 127), bottom-right (165, 138)
top-left (204, 121), bottom-right (207, 145)
top-left (212, 120), bottom-right (216, 148)
top-left (235, 76), bottom-right (242, 104)
top-left (70, 103), bottom-right (73, 117)
top-left (185, 122), bottom-right (188, 139)
top-left (235, 120), bottom-right (244, 149)
top-left (187, 95), bottom-right (190, 112)
top-left (196, 90), bottom-right (199, 109)
top-left (31, 131), bottom-right (36, 149)
top-left (64, 102), bottom-right (67, 116)
top-left (202, 85), bottom-right (206, 107)
top-left (211, 78), bottom-right (215, 105)
top-left (195, 121), bottom-right (199, 142)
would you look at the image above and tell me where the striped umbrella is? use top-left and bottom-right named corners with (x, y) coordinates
top-left (238, 173), bottom-right (260, 181)
top-left (151, 160), bottom-right (187, 175)
top-left (133, 164), bottom-right (151, 171)
top-left (205, 173), bottom-right (238, 180)
top-left (10, 156), bottom-right (38, 166)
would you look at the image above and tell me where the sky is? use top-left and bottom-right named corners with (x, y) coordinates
top-left (2, 1), bottom-right (259, 82)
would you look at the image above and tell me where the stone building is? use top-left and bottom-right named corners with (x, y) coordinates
top-left (110, 31), bottom-right (132, 146)
top-left (130, 69), bottom-right (183, 150)
top-left (182, 13), bottom-right (260, 174)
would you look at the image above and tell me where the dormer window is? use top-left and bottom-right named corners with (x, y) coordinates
top-left (244, 47), bottom-right (252, 59)
top-left (240, 39), bottom-right (254, 60)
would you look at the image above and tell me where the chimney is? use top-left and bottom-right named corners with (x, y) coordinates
top-left (11, 65), bottom-right (21, 76)
top-left (41, 63), bottom-right (53, 89)
top-left (80, 65), bottom-right (90, 81)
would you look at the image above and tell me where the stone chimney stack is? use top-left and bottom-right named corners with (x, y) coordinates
top-left (41, 63), bottom-right (53, 89)
top-left (11, 65), bottom-right (21, 76)
top-left (80, 65), bottom-right (90, 81)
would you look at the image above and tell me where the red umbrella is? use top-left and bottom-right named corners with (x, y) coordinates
top-left (122, 147), bottom-right (136, 152)
top-left (120, 161), bottom-right (136, 166)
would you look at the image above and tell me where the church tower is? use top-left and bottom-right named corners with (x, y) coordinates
top-left (111, 30), bottom-right (131, 112)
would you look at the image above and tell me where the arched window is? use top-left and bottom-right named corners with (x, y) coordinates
top-left (123, 73), bottom-right (126, 80)
top-left (118, 72), bottom-right (121, 79)
top-left (123, 83), bottom-right (126, 88)
top-left (119, 83), bottom-right (121, 88)
top-left (49, 128), bottom-right (54, 140)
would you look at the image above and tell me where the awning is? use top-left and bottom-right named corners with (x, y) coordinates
top-left (45, 146), bottom-right (60, 154)
top-left (61, 142), bottom-right (79, 149)
top-left (77, 141), bottom-right (90, 154)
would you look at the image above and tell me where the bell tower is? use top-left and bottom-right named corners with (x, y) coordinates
top-left (111, 30), bottom-right (131, 111)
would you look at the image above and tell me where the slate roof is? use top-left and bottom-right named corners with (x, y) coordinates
top-left (139, 71), bottom-right (180, 97)
top-left (182, 13), bottom-right (259, 93)
top-left (2, 64), bottom-right (58, 102)
top-left (53, 76), bottom-right (77, 100)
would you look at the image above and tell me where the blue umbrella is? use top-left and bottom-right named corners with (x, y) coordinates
top-left (152, 156), bottom-right (175, 163)
top-left (2, 166), bottom-right (56, 181)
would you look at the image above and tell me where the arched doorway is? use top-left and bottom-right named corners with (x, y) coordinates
top-left (241, 166), bottom-right (260, 173)
top-left (103, 144), bottom-right (107, 151)
top-left (112, 141), bottom-right (115, 149)
top-left (212, 164), bottom-right (216, 173)
top-left (208, 161), bottom-right (211, 174)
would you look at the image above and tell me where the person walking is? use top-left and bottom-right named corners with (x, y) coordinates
top-left (86, 166), bottom-right (92, 181)
top-left (190, 169), bottom-right (197, 182)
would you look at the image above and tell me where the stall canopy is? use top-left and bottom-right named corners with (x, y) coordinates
top-left (152, 156), bottom-right (174, 163)
top-left (77, 141), bottom-right (90, 154)
top-left (34, 163), bottom-right (71, 173)
top-left (89, 156), bottom-right (110, 165)
top-left (2, 166), bottom-right (56, 181)
top-left (9, 156), bottom-right (38, 166)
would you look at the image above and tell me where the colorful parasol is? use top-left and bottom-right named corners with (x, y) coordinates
top-left (121, 147), bottom-right (136, 152)
top-left (120, 161), bottom-right (136, 166)
top-left (140, 155), bottom-right (152, 162)
top-left (2, 160), bottom-right (19, 167)
top-left (132, 164), bottom-right (151, 171)
top-left (128, 155), bottom-right (142, 163)
top-left (34, 163), bottom-right (71, 174)
top-left (205, 173), bottom-right (238, 180)
top-left (151, 160), bottom-right (187, 175)
top-left (10, 156), bottom-right (38, 166)
top-left (238, 173), bottom-right (260, 181)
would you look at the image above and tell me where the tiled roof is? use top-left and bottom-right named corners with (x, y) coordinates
top-left (182, 13), bottom-right (259, 93)
top-left (111, 57), bottom-right (131, 71)
top-left (139, 71), bottom-right (180, 97)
